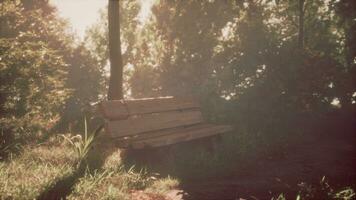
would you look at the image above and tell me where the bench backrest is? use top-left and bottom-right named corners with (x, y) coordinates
top-left (98, 97), bottom-right (203, 138)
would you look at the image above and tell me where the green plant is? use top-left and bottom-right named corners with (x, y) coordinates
top-left (124, 165), bottom-right (155, 190)
top-left (272, 194), bottom-right (287, 200)
top-left (273, 177), bottom-right (355, 200)
top-left (146, 175), bottom-right (179, 195)
top-left (334, 188), bottom-right (355, 200)
top-left (61, 118), bottom-right (102, 165)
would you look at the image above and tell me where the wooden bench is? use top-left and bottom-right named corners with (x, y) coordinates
top-left (98, 96), bottom-right (233, 149)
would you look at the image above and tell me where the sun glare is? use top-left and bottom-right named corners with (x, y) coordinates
top-left (138, 0), bottom-right (156, 25)
top-left (50, 0), bottom-right (156, 40)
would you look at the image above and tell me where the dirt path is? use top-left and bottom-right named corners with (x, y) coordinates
top-left (130, 189), bottom-right (185, 200)
top-left (180, 133), bottom-right (356, 199)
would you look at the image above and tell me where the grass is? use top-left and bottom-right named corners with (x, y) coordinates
top-left (68, 166), bottom-right (176, 200)
top-left (146, 176), bottom-right (179, 194)
top-left (0, 139), bottom-right (75, 199)
top-left (0, 134), bottom-right (180, 200)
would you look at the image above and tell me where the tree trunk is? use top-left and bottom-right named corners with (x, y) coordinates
top-left (298, 0), bottom-right (305, 49)
top-left (108, 0), bottom-right (123, 100)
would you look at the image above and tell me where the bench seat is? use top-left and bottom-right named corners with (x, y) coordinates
top-left (98, 97), bottom-right (232, 149)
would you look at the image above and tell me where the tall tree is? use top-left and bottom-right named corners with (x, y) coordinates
top-left (298, 0), bottom-right (305, 49)
top-left (108, 0), bottom-right (124, 100)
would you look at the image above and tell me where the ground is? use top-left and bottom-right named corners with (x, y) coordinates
top-left (181, 132), bottom-right (356, 199)
top-left (0, 116), bottom-right (355, 200)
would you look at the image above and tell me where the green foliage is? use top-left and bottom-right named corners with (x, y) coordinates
top-left (0, 0), bottom-right (71, 157)
top-left (87, 0), bottom-right (355, 120)
top-left (0, 0), bottom-right (105, 157)
top-left (57, 44), bottom-right (105, 132)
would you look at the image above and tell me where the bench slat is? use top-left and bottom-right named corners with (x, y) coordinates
top-left (98, 100), bottom-right (129, 120)
top-left (106, 110), bottom-right (203, 137)
top-left (126, 96), bottom-right (199, 115)
top-left (118, 123), bottom-right (215, 141)
top-left (117, 124), bottom-right (233, 149)
top-left (99, 97), bottom-right (199, 120)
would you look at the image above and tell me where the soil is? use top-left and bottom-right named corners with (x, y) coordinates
top-left (180, 128), bottom-right (356, 199)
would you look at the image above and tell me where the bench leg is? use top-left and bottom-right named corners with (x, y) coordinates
top-left (206, 135), bottom-right (222, 154)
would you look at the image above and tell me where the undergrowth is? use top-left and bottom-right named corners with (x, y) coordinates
top-left (0, 132), bottom-right (179, 200)
top-left (273, 176), bottom-right (355, 200)
top-left (0, 140), bottom-right (75, 199)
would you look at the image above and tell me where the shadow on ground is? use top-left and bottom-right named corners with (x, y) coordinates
top-left (121, 114), bottom-right (356, 200)
top-left (36, 134), bottom-right (117, 200)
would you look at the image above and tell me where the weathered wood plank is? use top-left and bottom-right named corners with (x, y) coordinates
top-left (126, 96), bottom-right (200, 115)
top-left (99, 96), bottom-right (200, 120)
top-left (122, 124), bottom-right (233, 149)
top-left (98, 100), bottom-right (129, 120)
top-left (106, 110), bottom-right (203, 137)
top-left (116, 123), bottom-right (215, 142)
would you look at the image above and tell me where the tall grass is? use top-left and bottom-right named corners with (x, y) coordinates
top-left (60, 118), bottom-right (102, 167)
top-left (0, 142), bottom-right (75, 199)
